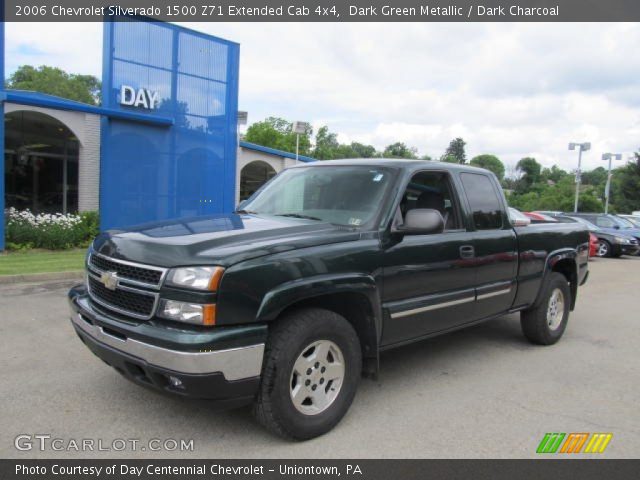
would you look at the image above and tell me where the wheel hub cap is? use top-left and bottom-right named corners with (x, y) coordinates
top-left (598, 243), bottom-right (607, 256)
top-left (547, 288), bottom-right (565, 331)
top-left (289, 340), bottom-right (345, 415)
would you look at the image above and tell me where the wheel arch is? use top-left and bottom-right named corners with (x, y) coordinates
top-left (539, 249), bottom-right (578, 310)
top-left (256, 274), bottom-right (382, 375)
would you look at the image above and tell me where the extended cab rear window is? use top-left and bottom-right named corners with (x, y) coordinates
top-left (460, 173), bottom-right (503, 230)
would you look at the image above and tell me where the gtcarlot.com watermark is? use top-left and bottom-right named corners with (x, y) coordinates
top-left (14, 434), bottom-right (194, 452)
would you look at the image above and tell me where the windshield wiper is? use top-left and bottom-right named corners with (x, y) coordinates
top-left (275, 213), bottom-right (323, 221)
top-left (235, 209), bottom-right (258, 214)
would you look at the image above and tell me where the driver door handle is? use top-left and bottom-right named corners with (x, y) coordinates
top-left (459, 245), bottom-right (475, 259)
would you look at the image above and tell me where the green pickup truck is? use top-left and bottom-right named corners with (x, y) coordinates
top-left (69, 160), bottom-right (589, 439)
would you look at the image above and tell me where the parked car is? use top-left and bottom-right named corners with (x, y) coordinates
top-left (588, 232), bottom-right (599, 258)
top-left (563, 215), bottom-right (639, 258)
top-left (570, 213), bottom-right (640, 248)
top-left (616, 214), bottom-right (640, 229)
top-left (534, 210), bottom-right (563, 217)
top-left (68, 160), bottom-right (589, 440)
top-left (524, 211), bottom-right (558, 223)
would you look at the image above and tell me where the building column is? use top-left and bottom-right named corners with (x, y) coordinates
top-left (78, 113), bottom-right (101, 212)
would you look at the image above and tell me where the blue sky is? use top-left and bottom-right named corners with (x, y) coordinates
top-left (5, 22), bottom-right (640, 171)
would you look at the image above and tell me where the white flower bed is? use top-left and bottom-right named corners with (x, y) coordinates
top-left (6, 207), bottom-right (82, 230)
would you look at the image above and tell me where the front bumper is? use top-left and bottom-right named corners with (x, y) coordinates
top-left (619, 244), bottom-right (640, 256)
top-left (69, 285), bottom-right (266, 405)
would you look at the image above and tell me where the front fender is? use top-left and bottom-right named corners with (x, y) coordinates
top-left (256, 273), bottom-right (383, 363)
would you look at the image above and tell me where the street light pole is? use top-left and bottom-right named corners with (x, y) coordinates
top-left (292, 121), bottom-right (310, 162)
top-left (602, 153), bottom-right (622, 214)
top-left (569, 142), bottom-right (591, 212)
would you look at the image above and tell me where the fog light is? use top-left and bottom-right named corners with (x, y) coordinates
top-left (168, 375), bottom-right (183, 388)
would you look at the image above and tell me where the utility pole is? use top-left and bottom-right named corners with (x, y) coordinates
top-left (601, 153), bottom-right (622, 214)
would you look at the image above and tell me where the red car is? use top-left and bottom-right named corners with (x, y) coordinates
top-left (589, 232), bottom-right (599, 258)
top-left (523, 212), bottom-right (558, 223)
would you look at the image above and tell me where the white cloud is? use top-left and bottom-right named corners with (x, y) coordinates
top-left (5, 21), bottom-right (639, 172)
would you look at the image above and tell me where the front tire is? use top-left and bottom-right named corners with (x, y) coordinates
top-left (253, 308), bottom-right (362, 440)
top-left (521, 272), bottom-right (571, 345)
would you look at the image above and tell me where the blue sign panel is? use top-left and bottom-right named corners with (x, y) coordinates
top-left (101, 18), bottom-right (239, 230)
top-left (0, 19), bottom-right (5, 250)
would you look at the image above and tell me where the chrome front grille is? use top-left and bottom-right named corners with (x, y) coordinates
top-left (86, 251), bottom-right (167, 320)
top-left (88, 251), bottom-right (165, 288)
top-left (87, 274), bottom-right (157, 319)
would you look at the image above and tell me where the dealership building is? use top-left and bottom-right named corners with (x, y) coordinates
top-left (0, 19), bottom-right (313, 250)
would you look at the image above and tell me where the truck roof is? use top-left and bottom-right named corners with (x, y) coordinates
top-left (290, 158), bottom-right (490, 173)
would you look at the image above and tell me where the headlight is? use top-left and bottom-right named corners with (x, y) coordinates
top-left (158, 300), bottom-right (216, 326)
top-left (614, 236), bottom-right (631, 244)
top-left (165, 266), bottom-right (224, 291)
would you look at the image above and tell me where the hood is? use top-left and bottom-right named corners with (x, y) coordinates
top-left (92, 213), bottom-right (362, 267)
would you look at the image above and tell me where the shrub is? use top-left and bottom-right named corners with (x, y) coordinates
top-left (5, 208), bottom-right (100, 250)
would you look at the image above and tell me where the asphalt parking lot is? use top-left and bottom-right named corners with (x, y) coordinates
top-left (2, 257), bottom-right (639, 459)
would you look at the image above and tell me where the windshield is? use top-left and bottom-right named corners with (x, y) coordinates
top-left (240, 165), bottom-right (395, 227)
top-left (614, 216), bottom-right (635, 228)
top-left (622, 216), bottom-right (640, 227)
top-left (569, 216), bottom-right (600, 231)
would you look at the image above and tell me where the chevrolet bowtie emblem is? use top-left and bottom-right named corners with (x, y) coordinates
top-left (100, 271), bottom-right (119, 291)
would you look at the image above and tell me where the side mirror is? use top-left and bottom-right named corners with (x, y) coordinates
top-left (511, 217), bottom-right (531, 227)
top-left (395, 209), bottom-right (445, 235)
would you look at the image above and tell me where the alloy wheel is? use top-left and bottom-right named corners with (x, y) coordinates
top-left (289, 340), bottom-right (345, 415)
top-left (547, 288), bottom-right (565, 331)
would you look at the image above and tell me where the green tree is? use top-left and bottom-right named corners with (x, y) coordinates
top-left (508, 174), bottom-right (603, 212)
top-left (441, 154), bottom-right (460, 164)
top-left (6, 65), bottom-right (101, 105)
top-left (349, 142), bottom-right (377, 158)
top-left (244, 117), bottom-right (312, 156)
top-left (441, 137), bottom-right (467, 164)
top-left (540, 165), bottom-right (569, 184)
top-left (470, 154), bottom-right (505, 180)
top-left (313, 126), bottom-right (340, 160)
top-left (580, 166), bottom-right (607, 187)
top-left (516, 157), bottom-right (542, 192)
top-left (383, 142), bottom-right (417, 159)
top-left (610, 153), bottom-right (640, 213)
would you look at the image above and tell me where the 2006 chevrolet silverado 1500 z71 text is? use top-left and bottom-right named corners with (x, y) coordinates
top-left (69, 160), bottom-right (589, 439)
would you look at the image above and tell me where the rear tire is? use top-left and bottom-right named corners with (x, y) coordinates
top-left (521, 272), bottom-right (571, 345)
top-left (253, 308), bottom-right (362, 440)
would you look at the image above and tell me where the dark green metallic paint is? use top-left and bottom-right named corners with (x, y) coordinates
top-left (73, 159), bottom-right (589, 370)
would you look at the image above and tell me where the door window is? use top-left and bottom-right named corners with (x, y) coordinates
top-left (396, 171), bottom-right (462, 231)
top-left (460, 173), bottom-right (503, 230)
top-left (595, 216), bottom-right (616, 228)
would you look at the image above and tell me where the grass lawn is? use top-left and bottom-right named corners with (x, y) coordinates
top-left (0, 249), bottom-right (85, 276)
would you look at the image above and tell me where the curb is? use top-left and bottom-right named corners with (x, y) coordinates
top-left (0, 270), bottom-right (84, 285)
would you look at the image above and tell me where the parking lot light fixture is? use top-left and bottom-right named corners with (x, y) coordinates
top-left (292, 121), bottom-right (310, 161)
top-left (601, 153), bottom-right (623, 214)
top-left (569, 142), bottom-right (591, 212)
